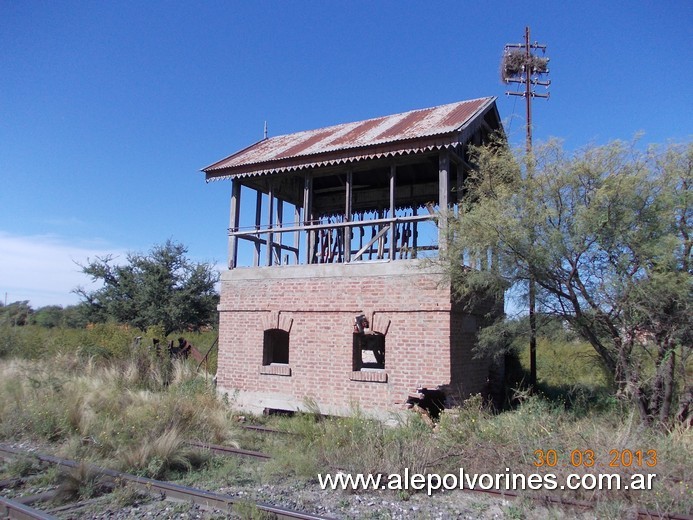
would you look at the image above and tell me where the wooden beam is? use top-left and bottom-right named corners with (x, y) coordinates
top-left (254, 189), bottom-right (262, 267)
top-left (352, 225), bottom-right (390, 262)
top-left (228, 180), bottom-right (241, 269)
top-left (294, 204), bottom-right (300, 264)
top-left (303, 173), bottom-right (314, 264)
top-left (276, 197), bottom-right (283, 265)
top-left (449, 146), bottom-right (473, 171)
top-left (229, 213), bottom-right (434, 237)
top-left (389, 164), bottom-right (396, 260)
top-left (438, 150), bottom-right (450, 254)
top-left (314, 181), bottom-right (440, 215)
top-left (344, 169), bottom-right (352, 262)
top-left (266, 181), bottom-right (275, 267)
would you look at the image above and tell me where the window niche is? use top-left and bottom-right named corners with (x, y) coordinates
top-left (351, 315), bottom-right (387, 382)
top-left (353, 333), bottom-right (385, 370)
top-left (260, 328), bottom-right (291, 376)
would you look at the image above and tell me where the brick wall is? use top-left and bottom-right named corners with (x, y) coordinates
top-left (216, 261), bottom-right (495, 416)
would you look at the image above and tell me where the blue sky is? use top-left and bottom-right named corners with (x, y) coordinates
top-left (1, 1), bottom-right (691, 307)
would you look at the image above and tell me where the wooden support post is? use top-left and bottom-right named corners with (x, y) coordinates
top-left (389, 164), bottom-right (396, 260)
top-left (228, 180), bottom-right (241, 269)
top-left (254, 189), bottom-right (262, 267)
top-left (294, 204), bottom-right (300, 264)
top-left (266, 181), bottom-right (275, 267)
top-left (303, 174), bottom-right (314, 264)
top-left (276, 197), bottom-right (284, 265)
top-left (456, 160), bottom-right (465, 216)
top-left (412, 220), bottom-right (418, 258)
top-left (438, 150), bottom-right (450, 255)
top-left (344, 169), bottom-right (352, 262)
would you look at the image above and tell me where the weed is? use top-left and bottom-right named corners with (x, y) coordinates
top-left (110, 483), bottom-right (148, 508)
top-left (503, 503), bottom-right (525, 519)
top-left (470, 500), bottom-right (490, 514)
top-left (34, 465), bottom-right (60, 487)
top-left (117, 428), bottom-right (210, 479)
top-left (55, 463), bottom-right (107, 503)
top-left (6, 456), bottom-right (41, 477)
top-left (232, 500), bottom-right (275, 519)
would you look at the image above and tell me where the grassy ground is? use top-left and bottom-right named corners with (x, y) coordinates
top-left (0, 345), bottom-right (231, 479)
top-left (0, 330), bottom-right (690, 518)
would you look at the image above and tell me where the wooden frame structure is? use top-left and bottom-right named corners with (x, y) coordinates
top-left (206, 98), bottom-right (502, 270)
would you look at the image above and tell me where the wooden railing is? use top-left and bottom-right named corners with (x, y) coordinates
top-left (228, 214), bottom-right (438, 267)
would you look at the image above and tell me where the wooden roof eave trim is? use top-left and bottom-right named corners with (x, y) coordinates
top-left (204, 134), bottom-right (463, 182)
top-left (200, 137), bottom-right (267, 173)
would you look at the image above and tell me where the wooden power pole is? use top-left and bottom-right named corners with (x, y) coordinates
top-left (502, 26), bottom-right (550, 387)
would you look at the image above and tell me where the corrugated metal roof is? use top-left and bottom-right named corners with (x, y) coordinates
top-left (204, 97), bottom-right (496, 179)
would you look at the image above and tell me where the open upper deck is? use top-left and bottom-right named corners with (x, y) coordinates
top-left (202, 97), bottom-right (502, 269)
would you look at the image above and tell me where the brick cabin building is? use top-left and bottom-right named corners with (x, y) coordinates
top-left (202, 97), bottom-right (504, 417)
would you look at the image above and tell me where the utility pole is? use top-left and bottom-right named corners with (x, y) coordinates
top-left (502, 26), bottom-right (550, 388)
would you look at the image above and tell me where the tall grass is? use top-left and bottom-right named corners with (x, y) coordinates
top-left (259, 396), bottom-right (690, 515)
top-left (0, 323), bottom-right (218, 373)
top-left (0, 345), bottom-right (233, 479)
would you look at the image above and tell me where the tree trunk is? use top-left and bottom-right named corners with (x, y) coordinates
top-left (659, 341), bottom-right (676, 427)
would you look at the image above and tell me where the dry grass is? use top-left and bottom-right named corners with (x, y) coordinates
top-left (55, 462), bottom-right (108, 503)
top-left (1, 333), bottom-right (689, 517)
top-left (259, 385), bottom-right (690, 516)
top-left (116, 427), bottom-right (210, 478)
top-left (0, 351), bottom-right (236, 478)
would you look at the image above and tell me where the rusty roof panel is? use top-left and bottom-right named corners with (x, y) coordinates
top-left (204, 97), bottom-right (496, 177)
top-left (374, 107), bottom-right (436, 141)
top-left (328, 118), bottom-right (385, 147)
top-left (275, 129), bottom-right (335, 159)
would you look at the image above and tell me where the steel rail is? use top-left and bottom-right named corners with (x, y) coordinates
top-left (0, 496), bottom-right (57, 520)
top-left (186, 440), bottom-right (271, 460)
top-left (241, 423), bottom-right (294, 435)
top-left (0, 445), bottom-right (333, 520)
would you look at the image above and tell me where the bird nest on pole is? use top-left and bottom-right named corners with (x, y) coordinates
top-left (501, 50), bottom-right (549, 82)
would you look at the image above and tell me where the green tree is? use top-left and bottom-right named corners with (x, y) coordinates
top-left (445, 138), bottom-right (692, 428)
top-left (0, 300), bottom-right (33, 326)
top-left (30, 305), bottom-right (65, 328)
top-left (75, 240), bottom-right (219, 335)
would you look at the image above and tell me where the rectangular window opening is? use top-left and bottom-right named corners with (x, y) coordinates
top-left (263, 329), bottom-right (290, 365)
top-left (353, 332), bottom-right (385, 371)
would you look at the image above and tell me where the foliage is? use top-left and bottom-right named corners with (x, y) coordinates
top-left (1, 301), bottom-right (91, 329)
top-left (0, 300), bottom-right (32, 326)
top-left (444, 137), bottom-right (692, 428)
top-left (0, 322), bottom-right (133, 359)
top-left (75, 240), bottom-right (219, 335)
top-left (30, 304), bottom-right (91, 328)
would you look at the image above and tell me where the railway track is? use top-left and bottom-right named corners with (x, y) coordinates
top-left (240, 423), bottom-right (293, 435)
top-left (1, 495), bottom-right (56, 520)
top-left (190, 438), bottom-right (692, 520)
top-left (192, 432), bottom-right (691, 520)
top-left (0, 444), bottom-right (332, 520)
top-left (187, 440), bottom-right (272, 460)
top-left (2, 442), bottom-right (690, 520)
